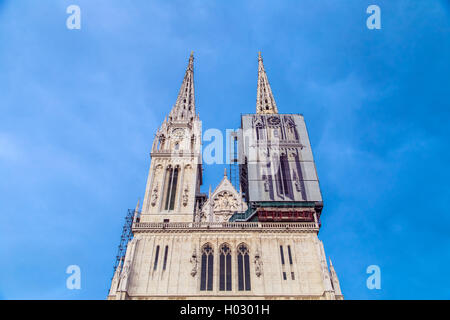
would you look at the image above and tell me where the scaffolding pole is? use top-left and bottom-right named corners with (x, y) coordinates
top-left (111, 208), bottom-right (138, 279)
top-left (229, 131), bottom-right (239, 190)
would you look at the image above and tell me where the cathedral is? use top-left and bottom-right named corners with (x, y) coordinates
top-left (107, 52), bottom-right (343, 300)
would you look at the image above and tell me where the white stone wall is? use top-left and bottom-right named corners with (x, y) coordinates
top-left (109, 230), bottom-right (337, 300)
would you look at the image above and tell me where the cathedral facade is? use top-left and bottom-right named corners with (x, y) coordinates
top-left (107, 53), bottom-right (343, 300)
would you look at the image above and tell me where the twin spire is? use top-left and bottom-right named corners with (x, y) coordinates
top-left (168, 51), bottom-right (278, 120)
top-left (168, 51), bottom-right (196, 122)
top-left (256, 52), bottom-right (278, 114)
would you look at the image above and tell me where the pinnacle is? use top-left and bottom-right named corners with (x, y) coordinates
top-left (256, 52), bottom-right (278, 114)
top-left (168, 52), bottom-right (196, 122)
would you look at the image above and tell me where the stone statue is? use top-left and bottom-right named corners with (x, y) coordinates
top-left (182, 185), bottom-right (189, 206)
top-left (190, 249), bottom-right (198, 277)
top-left (254, 251), bottom-right (262, 277)
top-left (118, 261), bottom-right (130, 291)
top-left (151, 184), bottom-right (158, 206)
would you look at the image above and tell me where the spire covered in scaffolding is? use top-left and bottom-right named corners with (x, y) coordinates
top-left (256, 52), bottom-right (278, 114)
top-left (168, 51), bottom-right (196, 122)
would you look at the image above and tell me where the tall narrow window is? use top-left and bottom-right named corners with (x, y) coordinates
top-left (164, 166), bottom-right (179, 211)
top-left (169, 167), bottom-right (178, 209)
top-left (280, 245), bottom-right (285, 265)
top-left (162, 245), bottom-right (169, 271)
top-left (219, 244), bottom-right (232, 291)
top-left (200, 244), bottom-right (214, 291)
top-left (275, 167), bottom-right (284, 196)
top-left (256, 124), bottom-right (264, 140)
top-left (287, 245), bottom-right (293, 265)
top-left (280, 154), bottom-right (290, 195)
top-left (275, 154), bottom-right (292, 197)
top-left (153, 245), bottom-right (160, 271)
top-left (164, 168), bottom-right (173, 210)
top-left (237, 243), bottom-right (251, 291)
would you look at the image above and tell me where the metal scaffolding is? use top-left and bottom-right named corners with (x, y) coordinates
top-left (229, 131), bottom-right (239, 190)
top-left (111, 208), bottom-right (139, 279)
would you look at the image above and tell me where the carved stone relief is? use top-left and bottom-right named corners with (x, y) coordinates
top-left (254, 250), bottom-right (263, 277)
top-left (151, 183), bottom-right (158, 206)
top-left (213, 191), bottom-right (238, 211)
top-left (182, 185), bottom-right (189, 207)
top-left (190, 249), bottom-right (198, 277)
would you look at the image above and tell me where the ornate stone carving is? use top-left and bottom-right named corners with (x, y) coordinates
top-left (199, 175), bottom-right (248, 223)
top-left (151, 183), bottom-right (158, 207)
top-left (254, 250), bottom-right (263, 277)
top-left (172, 128), bottom-right (185, 138)
top-left (118, 263), bottom-right (130, 291)
top-left (213, 191), bottom-right (238, 211)
top-left (182, 185), bottom-right (189, 207)
top-left (190, 249), bottom-right (198, 277)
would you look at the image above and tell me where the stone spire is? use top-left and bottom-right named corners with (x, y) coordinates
top-left (168, 51), bottom-right (196, 122)
top-left (133, 198), bottom-right (140, 222)
top-left (256, 52), bottom-right (278, 114)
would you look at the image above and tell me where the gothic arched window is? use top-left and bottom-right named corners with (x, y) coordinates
top-left (219, 244), bottom-right (232, 291)
top-left (237, 243), bottom-right (251, 291)
top-left (164, 166), bottom-right (179, 211)
top-left (200, 243), bottom-right (214, 291)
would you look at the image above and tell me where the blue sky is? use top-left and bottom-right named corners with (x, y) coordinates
top-left (0, 0), bottom-right (449, 299)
